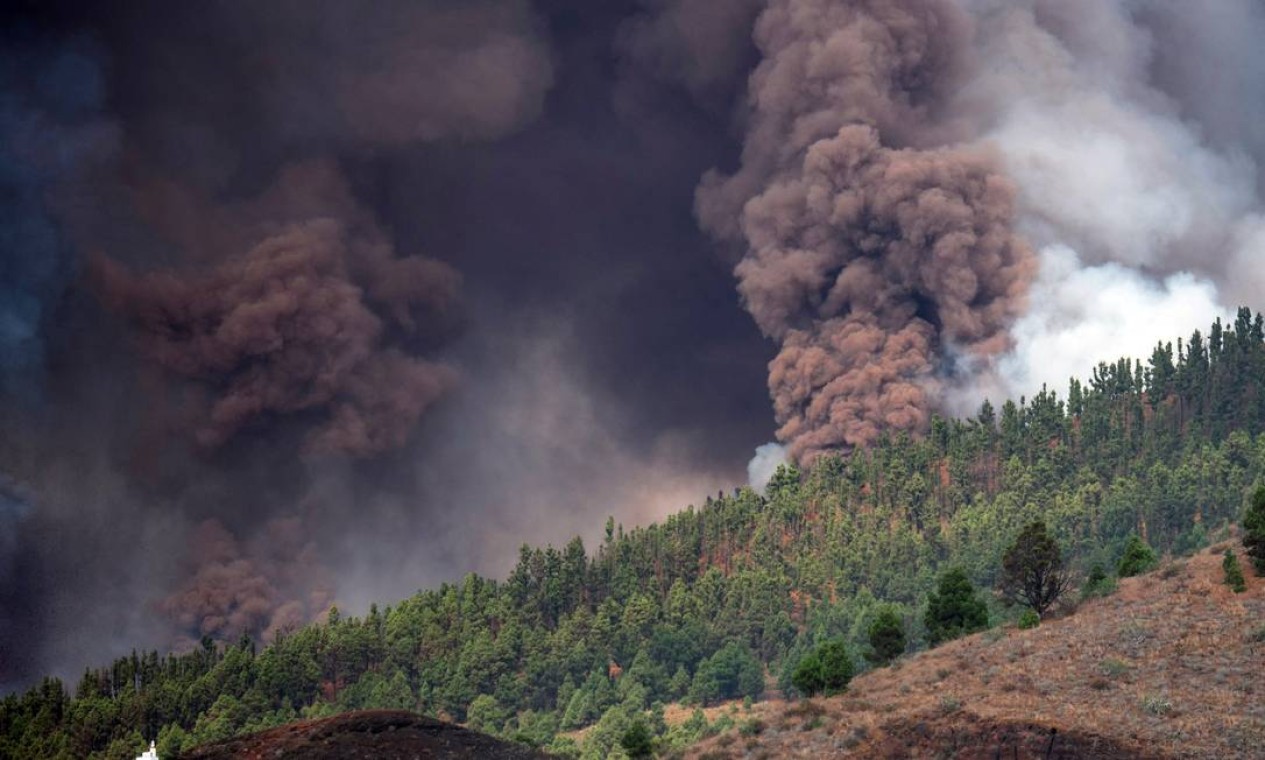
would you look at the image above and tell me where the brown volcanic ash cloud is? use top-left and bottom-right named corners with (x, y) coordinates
top-left (697, 0), bottom-right (1035, 463)
top-left (158, 518), bottom-right (332, 645)
top-left (90, 165), bottom-right (459, 457)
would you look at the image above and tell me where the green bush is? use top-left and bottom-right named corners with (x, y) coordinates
top-left (1081, 563), bottom-right (1116, 599)
top-left (1017, 609), bottom-right (1040, 629)
top-left (999, 520), bottom-right (1072, 616)
top-left (1223, 549), bottom-right (1247, 593)
top-left (791, 653), bottom-right (823, 697)
top-left (790, 638), bottom-right (854, 697)
top-left (925, 567), bottom-right (989, 646)
top-left (865, 607), bottom-right (906, 667)
top-left (1117, 534), bottom-right (1158, 578)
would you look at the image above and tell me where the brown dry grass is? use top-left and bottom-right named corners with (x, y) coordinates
top-left (682, 547), bottom-right (1265, 759)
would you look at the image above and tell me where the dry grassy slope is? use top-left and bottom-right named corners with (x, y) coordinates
top-left (682, 543), bottom-right (1265, 759)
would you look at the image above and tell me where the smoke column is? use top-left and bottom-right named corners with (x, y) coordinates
top-left (683, 0), bottom-right (1265, 465)
top-left (697, 0), bottom-right (1034, 463)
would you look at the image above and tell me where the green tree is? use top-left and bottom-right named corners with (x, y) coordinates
top-left (924, 567), bottom-right (989, 646)
top-left (466, 694), bottom-right (507, 735)
top-left (1081, 563), bottom-right (1110, 598)
top-left (789, 652), bottom-right (822, 698)
top-left (815, 639), bottom-right (854, 696)
top-left (999, 521), bottom-right (1072, 617)
top-left (619, 720), bottom-right (653, 759)
top-left (865, 608), bottom-right (906, 667)
top-left (1117, 534), bottom-right (1158, 577)
top-left (1245, 485), bottom-right (1265, 575)
top-left (688, 643), bottom-right (762, 705)
top-left (1223, 550), bottom-right (1247, 593)
top-left (791, 638), bottom-right (853, 697)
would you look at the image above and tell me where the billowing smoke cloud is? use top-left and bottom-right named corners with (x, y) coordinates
top-left (2, 0), bottom-right (774, 690)
top-left (692, 0), bottom-right (1265, 459)
top-left (91, 164), bottom-right (459, 457)
top-left (0, 0), bottom-right (555, 683)
top-left (697, 0), bottom-right (1034, 462)
top-left (57, 0), bottom-right (551, 648)
top-left (159, 518), bottom-right (332, 646)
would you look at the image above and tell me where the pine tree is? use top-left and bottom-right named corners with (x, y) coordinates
top-left (1082, 563), bottom-right (1110, 598)
top-left (924, 567), bottom-right (989, 646)
top-left (999, 521), bottom-right (1072, 617)
top-left (865, 608), bottom-right (906, 667)
top-left (790, 652), bottom-right (823, 698)
top-left (1245, 485), bottom-right (1265, 575)
top-left (619, 720), bottom-right (653, 759)
top-left (815, 639), bottom-right (854, 696)
top-left (1222, 550), bottom-right (1247, 593)
top-left (1117, 534), bottom-right (1158, 578)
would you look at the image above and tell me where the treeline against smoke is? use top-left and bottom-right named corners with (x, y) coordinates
top-left (4, 311), bottom-right (1265, 758)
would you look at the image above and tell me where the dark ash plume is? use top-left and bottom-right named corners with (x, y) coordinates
top-left (698, 0), bottom-right (1034, 463)
top-left (3, 0), bottom-right (778, 690)
top-left (158, 518), bottom-right (332, 646)
top-left (91, 163), bottom-right (460, 457)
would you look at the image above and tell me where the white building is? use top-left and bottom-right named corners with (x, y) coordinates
top-left (136, 740), bottom-right (158, 760)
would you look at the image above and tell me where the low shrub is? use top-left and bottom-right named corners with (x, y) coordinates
top-left (1223, 549), bottom-right (1247, 593)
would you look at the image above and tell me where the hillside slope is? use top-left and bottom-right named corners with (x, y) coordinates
top-left (5, 313), bottom-right (1264, 759)
top-left (683, 544), bottom-right (1265, 759)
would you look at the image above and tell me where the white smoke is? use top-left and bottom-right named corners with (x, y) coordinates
top-left (747, 442), bottom-right (788, 493)
top-left (958, 2), bottom-right (1265, 402)
top-left (1000, 245), bottom-right (1229, 395)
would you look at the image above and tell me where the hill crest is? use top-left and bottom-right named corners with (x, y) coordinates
top-left (681, 542), bottom-right (1265, 758)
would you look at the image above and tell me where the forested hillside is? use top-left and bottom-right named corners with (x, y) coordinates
top-left (4, 309), bottom-right (1265, 759)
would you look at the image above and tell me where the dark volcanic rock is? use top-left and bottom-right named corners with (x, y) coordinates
top-left (180, 710), bottom-right (549, 759)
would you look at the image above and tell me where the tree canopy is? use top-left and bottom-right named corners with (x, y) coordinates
top-left (1000, 520), bottom-right (1072, 617)
top-left (924, 567), bottom-right (990, 646)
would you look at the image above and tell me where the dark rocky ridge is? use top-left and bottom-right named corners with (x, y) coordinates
top-left (180, 710), bottom-right (548, 759)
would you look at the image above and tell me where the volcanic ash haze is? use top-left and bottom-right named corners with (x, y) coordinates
top-left (3, 0), bottom-right (1265, 692)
